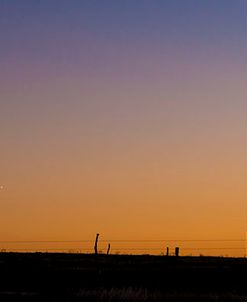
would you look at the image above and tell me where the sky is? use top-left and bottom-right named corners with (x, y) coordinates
top-left (1, 0), bottom-right (247, 256)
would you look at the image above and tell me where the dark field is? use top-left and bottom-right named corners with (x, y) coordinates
top-left (1, 253), bottom-right (247, 301)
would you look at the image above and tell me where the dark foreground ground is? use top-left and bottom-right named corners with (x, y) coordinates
top-left (1, 253), bottom-right (247, 301)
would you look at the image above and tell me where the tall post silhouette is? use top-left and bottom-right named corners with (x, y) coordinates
top-left (94, 233), bottom-right (99, 255)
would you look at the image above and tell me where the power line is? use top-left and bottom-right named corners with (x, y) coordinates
top-left (1, 247), bottom-right (246, 251)
top-left (0, 239), bottom-right (245, 243)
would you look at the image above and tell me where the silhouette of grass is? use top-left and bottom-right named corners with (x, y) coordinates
top-left (76, 288), bottom-right (247, 302)
top-left (1, 253), bottom-right (247, 301)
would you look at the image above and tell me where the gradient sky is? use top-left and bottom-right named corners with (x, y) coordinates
top-left (1, 0), bottom-right (247, 255)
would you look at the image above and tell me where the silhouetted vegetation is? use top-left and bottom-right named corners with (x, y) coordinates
top-left (1, 253), bottom-right (247, 301)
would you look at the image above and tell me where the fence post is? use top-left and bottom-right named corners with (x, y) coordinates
top-left (107, 243), bottom-right (111, 255)
top-left (175, 247), bottom-right (179, 257)
top-left (166, 247), bottom-right (169, 256)
top-left (94, 233), bottom-right (99, 255)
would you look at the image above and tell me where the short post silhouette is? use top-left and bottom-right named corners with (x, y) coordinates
top-left (175, 247), bottom-right (179, 257)
top-left (107, 243), bottom-right (111, 255)
top-left (166, 247), bottom-right (169, 256)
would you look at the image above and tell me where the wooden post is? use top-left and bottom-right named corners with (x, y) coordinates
top-left (175, 247), bottom-right (179, 257)
top-left (107, 243), bottom-right (111, 255)
top-left (94, 233), bottom-right (99, 255)
top-left (166, 247), bottom-right (169, 256)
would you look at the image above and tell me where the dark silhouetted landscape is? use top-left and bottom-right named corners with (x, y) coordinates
top-left (1, 252), bottom-right (247, 301)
